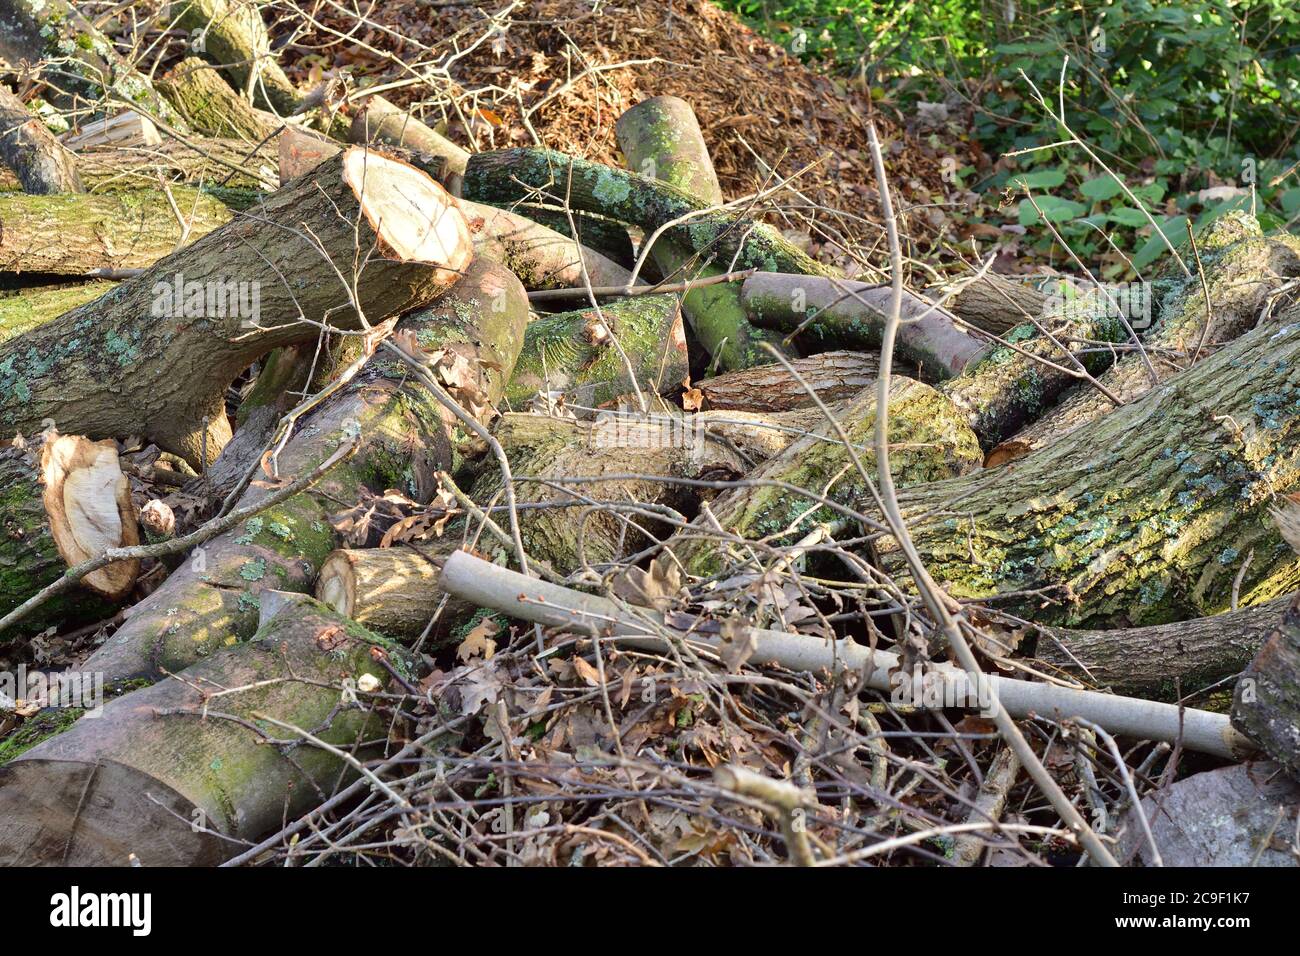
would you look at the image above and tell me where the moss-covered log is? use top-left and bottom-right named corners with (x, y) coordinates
top-left (462, 148), bottom-right (837, 281)
top-left (669, 378), bottom-right (984, 577)
top-left (0, 186), bottom-right (233, 275)
top-left (1007, 213), bottom-right (1300, 454)
top-left (882, 314), bottom-right (1300, 628)
top-left (614, 96), bottom-right (787, 370)
top-left (81, 259), bottom-right (528, 684)
top-left (156, 56), bottom-right (281, 141)
top-left (168, 0), bottom-right (301, 116)
top-left (0, 85), bottom-right (82, 194)
top-left (742, 272), bottom-right (989, 380)
top-left (696, 351), bottom-right (877, 412)
top-left (0, 148), bottom-right (473, 464)
top-left (0, 595), bottom-right (406, 866)
top-left (1232, 596), bottom-right (1300, 780)
top-left (505, 294), bottom-right (687, 408)
top-left (0, 281), bottom-right (114, 343)
top-left (505, 205), bottom-right (636, 269)
top-left (0, 433), bottom-right (139, 636)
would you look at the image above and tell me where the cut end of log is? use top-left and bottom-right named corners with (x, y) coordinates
top-left (316, 550), bottom-right (358, 619)
top-left (340, 147), bottom-right (473, 284)
top-left (39, 434), bottom-right (140, 599)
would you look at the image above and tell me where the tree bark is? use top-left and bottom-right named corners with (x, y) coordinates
top-left (882, 314), bottom-right (1300, 628)
top-left (317, 544), bottom-right (472, 643)
top-left (168, 0), bottom-right (301, 116)
top-left (505, 294), bottom-right (688, 409)
top-left (156, 56), bottom-right (281, 141)
top-left (0, 594), bottom-right (410, 866)
top-left (0, 85), bottom-right (82, 193)
top-left (0, 186), bottom-right (233, 275)
top-left (350, 93), bottom-right (469, 181)
top-left (741, 272), bottom-right (989, 380)
top-left (615, 96), bottom-right (788, 370)
top-left (936, 271), bottom-right (1049, 334)
top-left (0, 147), bottom-right (473, 464)
top-left (0, 433), bottom-right (139, 636)
top-left (1232, 595), bottom-right (1300, 780)
top-left (1004, 214), bottom-right (1300, 455)
top-left (1036, 596), bottom-right (1289, 697)
top-left (696, 351), bottom-right (877, 412)
top-left (505, 205), bottom-right (636, 270)
top-left (81, 257), bottom-right (528, 684)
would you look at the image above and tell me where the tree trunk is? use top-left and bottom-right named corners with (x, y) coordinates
top-left (1232, 596), bottom-right (1300, 780)
top-left (156, 56), bottom-right (281, 141)
top-left (505, 294), bottom-right (688, 409)
top-left (935, 271), bottom-right (1049, 334)
top-left (504, 205), bottom-right (636, 270)
top-left (671, 377), bottom-right (984, 577)
top-left (615, 96), bottom-right (788, 370)
top-left (0, 433), bottom-right (139, 636)
top-left (1005, 214), bottom-right (1300, 455)
top-left (741, 272), bottom-right (989, 380)
top-left (882, 314), bottom-right (1300, 628)
top-left (81, 258), bottom-right (528, 684)
top-left (0, 85), bottom-right (82, 193)
top-left (696, 351), bottom-right (877, 412)
top-left (0, 147), bottom-right (473, 464)
top-left (0, 186), bottom-right (233, 275)
top-left (169, 0), bottom-right (301, 116)
top-left (0, 281), bottom-right (114, 343)
top-left (0, 0), bottom-right (186, 129)
top-left (350, 93), bottom-right (469, 180)
top-left (1037, 595), bottom-right (1289, 697)
top-left (0, 594), bottom-right (410, 866)
top-left (62, 136), bottom-right (275, 193)
top-left (317, 544), bottom-right (471, 643)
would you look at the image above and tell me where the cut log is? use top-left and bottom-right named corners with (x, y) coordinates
top-left (741, 272), bottom-right (990, 380)
top-left (505, 294), bottom-right (687, 408)
top-left (670, 377), bottom-right (984, 577)
top-left (1232, 595), bottom-right (1300, 780)
top-left (278, 124), bottom-right (341, 183)
top-left (1037, 595), bottom-right (1288, 697)
top-left (64, 136), bottom-right (276, 194)
top-left (0, 85), bottom-right (82, 194)
top-left (0, 0), bottom-right (186, 129)
top-left (0, 147), bottom-right (473, 464)
top-left (505, 205), bottom-right (636, 269)
top-left (157, 56), bottom-right (281, 141)
top-left (61, 112), bottom-right (162, 151)
top-left (0, 433), bottom-right (139, 635)
top-left (1003, 213), bottom-right (1300, 456)
top-left (317, 544), bottom-right (472, 642)
top-left (0, 186), bottom-right (233, 275)
top-left (462, 148), bottom-right (837, 280)
top-left (168, 0), bottom-right (301, 116)
top-left (81, 257), bottom-right (528, 683)
top-left (0, 594), bottom-right (405, 866)
top-left (349, 94), bottom-right (469, 181)
top-left (881, 313), bottom-right (1300, 627)
top-left (696, 351), bottom-right (878, 412)
top-left (615, 96), bottom-right (787, 370)
top-left (935, 272), bottom-right (1050, 334)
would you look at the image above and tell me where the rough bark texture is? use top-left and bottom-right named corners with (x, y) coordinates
top-left (883, 314), bottom-right (1300, 628)
top-left (1007, 214), bottom-right (1300, 454)
top-left (156, 56), bottom-right (281, 141)
top-left (1037, 595), bottom-right (1288, 697)
top-left (0, 434), bottom-right (139, 635)
top-left (0, 0), bottom-right (185, 128)
top-left (742, 272), bottom-right (989, 381)
top-left (506, 205), bottom-right (636, 269)
top-left (671, 377), bottom-right (984, 577)
top-left (696, 351), bottom-right (878, 412)
top-left (505, 294), bottom-right (688, 409)
top-left (0, 595), bottom-right (406, 866)
top-left (82, 258), bottom-right (528, 684)
top-left (937, 272), bottom-right (1050, 334)
top-left (1231, 596), bottom-right (1300, 780)
top-left (615, 96), bottom-right (787, 370)
top-left (0, 148), bottom-right (472, 463)
top-left (0, 85), bottom-right (82, 193)
top-left (0, 186), bottom-right (232, 275)
top-left (61, 136), bottom-right (275, 193)
top-left (169, 0), bottom-right (300, 116)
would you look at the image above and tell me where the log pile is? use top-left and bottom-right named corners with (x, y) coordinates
top-left (0, 1), bottom-right (1297, 871)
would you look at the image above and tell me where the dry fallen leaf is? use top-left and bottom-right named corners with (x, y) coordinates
top-left (457, 617), bottom-right (499, 662)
